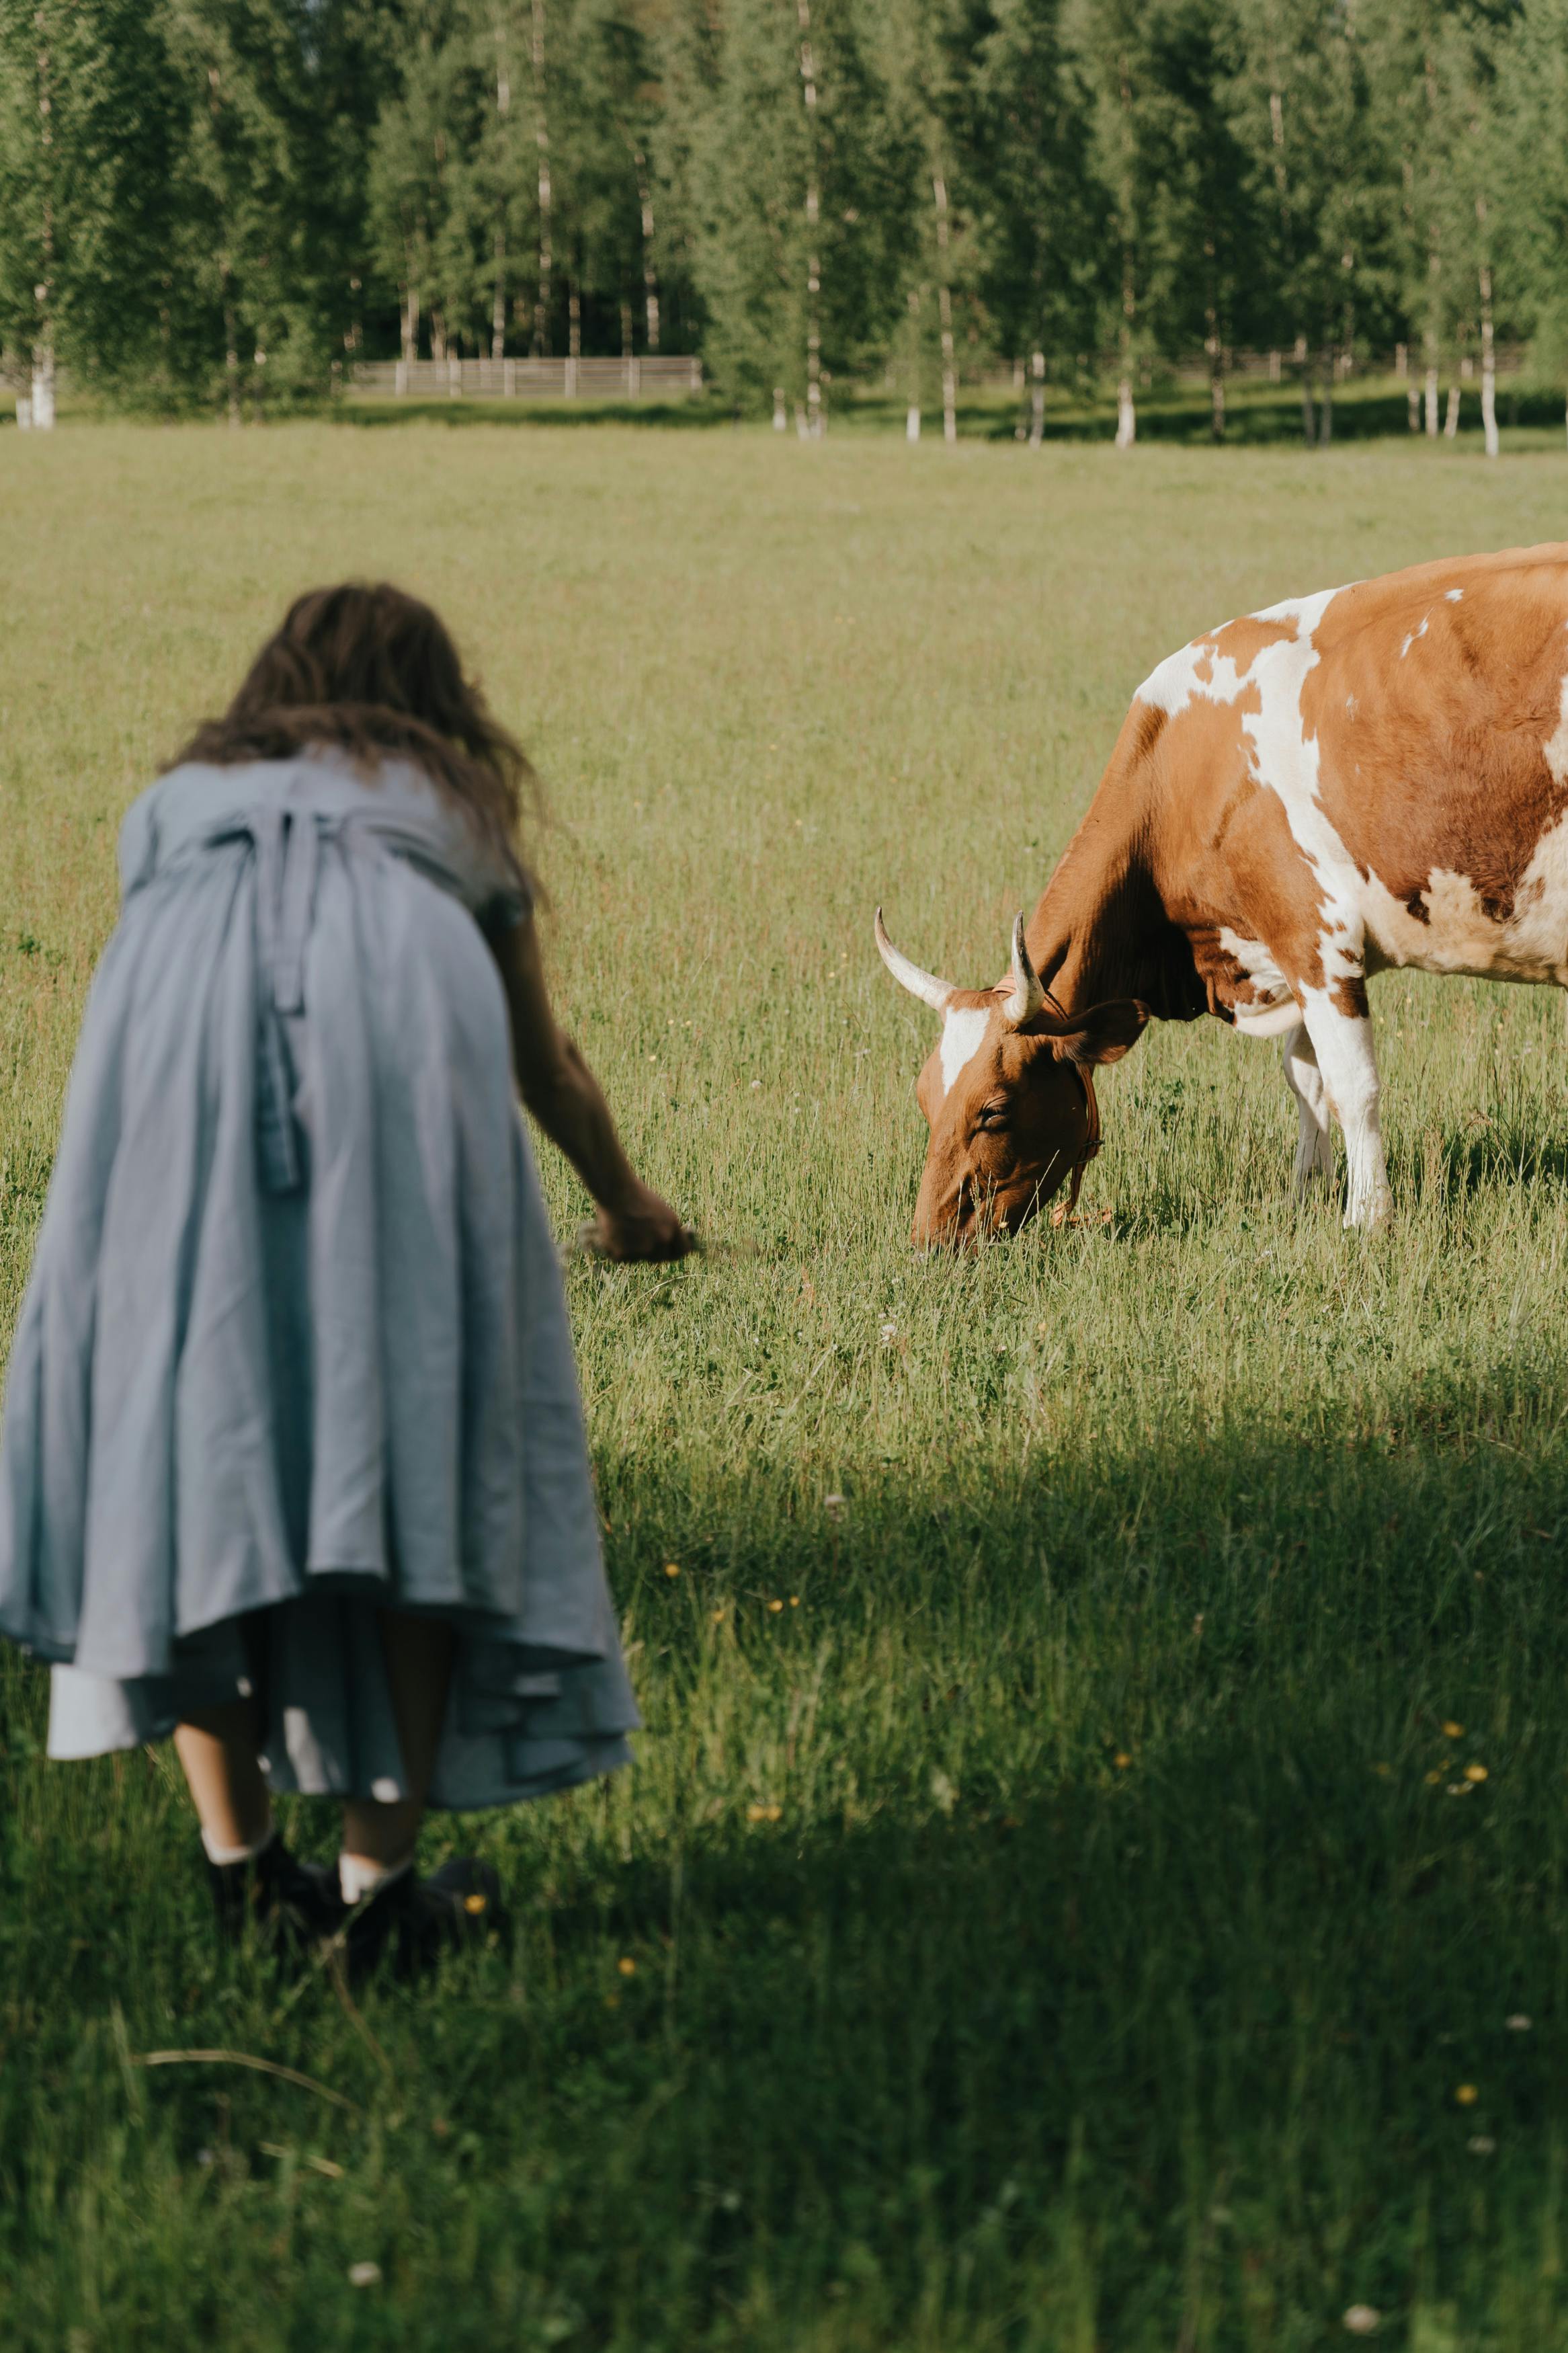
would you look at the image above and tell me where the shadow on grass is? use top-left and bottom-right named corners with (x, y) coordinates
top-left (5, 1378), bottom-right (1568, 2345)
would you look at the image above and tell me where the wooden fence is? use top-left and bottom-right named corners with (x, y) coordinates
top-left (350, 354), bottom-right (704, 400)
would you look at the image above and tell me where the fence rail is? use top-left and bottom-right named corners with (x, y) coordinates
top-left (351, 354), bottom-right (704, 400)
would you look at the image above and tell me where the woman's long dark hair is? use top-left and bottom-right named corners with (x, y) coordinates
top-left (171, 583), bottom-right (537, 889)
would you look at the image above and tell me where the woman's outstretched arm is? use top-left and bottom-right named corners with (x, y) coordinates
top-left (489, 916), bottom-right (695, 1262)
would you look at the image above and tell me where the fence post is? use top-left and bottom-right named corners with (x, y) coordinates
top-left (630, 354), bottom-right (641, 397)
top-left (565, 354), bottom-right (577, 397)
top-left (448, 356), bottom-right (461, 399)
top-left (395, 359), bottom-right (407, 397)
top-left (504, 358), bottom-right (515, 397)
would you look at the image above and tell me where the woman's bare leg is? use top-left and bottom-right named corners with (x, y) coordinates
top-left (339, 1612), bottom-right (456, 1874)
top-left (173, 1701), bottom-right (272, 1854)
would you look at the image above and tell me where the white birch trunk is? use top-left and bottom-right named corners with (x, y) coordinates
top-left (932, 167), bottom-right (956, 446)
top-left (402, 270), bottom-right (419, 366)
top-left (1115, 378), bottom-right (1134, 450)
top-left (636, 154), bottom-right (660, 352)
top-left (1444, 383), bottom-right (1460, 438)
top-left (1407, 382), bottom-right (1420, 431)
top-left (532, 0), bottom-right (552, 356)
top-left (31, 28), bottom-right (55, 428)
top-left (493, 41), bottom-right (511, 361)
top-left (773, 387), bottom-right (787, 432)
top-left (1424, 354), bottom-right (1439, 437)
top-left (798, 0), bottom-right (823, 438)
top-left (1477, 208), bottom-right (1499, 458)
top-left (905, 284), bottom-right (921, 442)
top-left (29, 344), bottom-right (54, 430)
top-left (1028, 349), bottom-right (1044, 449)
top-left (1300, 349), bottom-right (1316, 447)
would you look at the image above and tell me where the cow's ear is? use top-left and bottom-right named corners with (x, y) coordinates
top-left (1056, 999), bottom-right (1150, 1066)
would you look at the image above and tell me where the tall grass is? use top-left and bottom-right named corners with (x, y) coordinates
top-left (4, 422), bottom-right (1568, 2348)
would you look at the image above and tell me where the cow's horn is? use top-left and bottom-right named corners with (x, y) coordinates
top-left (1001, 914), bottom-right (1045, 1027)
top-left (874, 907), bottom-right (955, 1012)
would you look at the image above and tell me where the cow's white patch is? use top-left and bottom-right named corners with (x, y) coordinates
top-left (1446, 588), bottom-right (1464, 602)
top-left (1362, 807), bottom-right (1568, 985)
top-left (1345, 694), bottom-right (1358, 717)
top-left (1399, 616), bottom-right (1430, 658)
top-left (1544, 652), bottom-right (1568, 787)
top-left (938, 1006), bottom-right (991, 1100)
top-left (1219, 928), bottom-right (1299, 1033)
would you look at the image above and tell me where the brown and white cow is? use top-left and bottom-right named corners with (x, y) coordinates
top-left (878, 542), bottom-right (1568, 1245)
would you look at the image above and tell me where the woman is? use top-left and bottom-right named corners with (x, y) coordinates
top-left (0, 582), bottom-right (691, 1978)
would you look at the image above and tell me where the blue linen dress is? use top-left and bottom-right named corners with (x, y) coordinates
top-left (0, 750), bottom-right (638, 1809)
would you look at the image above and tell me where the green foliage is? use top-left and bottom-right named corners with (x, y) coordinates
top-left (10, 0), bottom-right (1568, 421)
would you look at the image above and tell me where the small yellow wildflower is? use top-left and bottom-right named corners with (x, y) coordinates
top-left (1114, 1753), bottom-right (1132, 1770)
top-left (710, 1606), bottom-right (726, 1624)
top-left (463, 1891), bottom-right (487, 1915)
top-left (618, 1956), bottom-right (637, 1977)
top-left (768, 1598), bottom-right (784, 1613)
top-left (789, 1595), bottom-right (800, 1607)
top-left (1425, 1770), bottom-right (1444, 1786)
top-left (746, 1802), bottom-right (783, 1823)
top-left (1442, 1720), bottom-right (1464, 1739)
top-left (1455, 2083), bottom-right (1479, 2106)
top-left (664, 1562), bottom-right (681, 1579)
top-left (1464, 1763), bottom-right (1488, 1783)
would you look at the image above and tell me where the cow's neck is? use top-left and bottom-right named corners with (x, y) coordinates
top-left (1022, 781), bottom-right (1201, 1023)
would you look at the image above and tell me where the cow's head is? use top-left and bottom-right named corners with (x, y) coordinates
top-left (876, 908), bottom-right (1149, 1247)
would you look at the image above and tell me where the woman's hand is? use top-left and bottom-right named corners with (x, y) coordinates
top-left (588, 1182), bottom-right (697, 1263)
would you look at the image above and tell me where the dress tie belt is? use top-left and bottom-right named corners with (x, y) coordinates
top-left (144, 801), bottom-right (474, 1197)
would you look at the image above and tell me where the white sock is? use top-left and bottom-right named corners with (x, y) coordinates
top-left (339, 1851), bottom-right (415, 1907)
top-left (202, 1819), bottom-right (276, 1869)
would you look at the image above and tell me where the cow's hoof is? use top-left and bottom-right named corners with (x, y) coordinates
top-left (1343, 1193), bottom-right (1393, 1234)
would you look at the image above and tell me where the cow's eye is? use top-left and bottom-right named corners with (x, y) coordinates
top-left (975, 1101), bottom-right (1008, 1131)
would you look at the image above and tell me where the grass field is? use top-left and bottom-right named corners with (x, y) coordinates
top-left (5, 420), bottom-right (1568, 2349)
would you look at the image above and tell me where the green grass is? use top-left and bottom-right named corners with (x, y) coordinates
top-left (5, 421), bottom-right (1568, 2349)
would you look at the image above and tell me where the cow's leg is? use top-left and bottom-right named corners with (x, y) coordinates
top-left (1280, 1022), bottom-right (1334, 1193)
top-left (1298, 988), bottom-right (1392, 1230)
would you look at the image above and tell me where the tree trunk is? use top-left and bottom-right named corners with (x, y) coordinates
top-left (1444, 383), bottom-right (1460, 439)
top-left (30, 342), bottom-right (54, 430)
top-left (932, 166), bottom-right (956, 446)
top-left (1114, 267), bottom-right (1136, 449)
top-left (905, 284), bottom-right (921, 442)
top-left (1407, 381), bottom-right (1420, 432)
top-left (32, 20), bottom-right (55, 428)
top-left (797, 0), bottom-right (823, 438)
top-left (431, 311), bottom-right (448, 364)
top-left (635, 152), bottom-right (660, 352)
top-left (493, 34), bottom-right (511, 362)
top-left (1423, 336), bottom-right (1439, 436)
top-left (1115, 376), bottom-right (1134, 450)
top-left (1476, 196), bottom-right (1499, 461)
top-left (773, 387), bottom-right (787, 432)
top-left (1028, 348), bottom-right (1044, 449)
top-left (1299, 345), bottom-right (1316, 447)
top-left (402, 274), bottom-right (420, 366)
top-left (1317, 343), bottom-right (1333, 446)
top-left (531, 0), bottom-right (552, 356)
top-left (223, 291), bottom-right (241, 426)
top-left (1203, 251), bottom-right (1223, 442)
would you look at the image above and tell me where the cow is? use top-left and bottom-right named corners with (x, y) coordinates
top-left (877, 542), bottom-right (1568, 1246)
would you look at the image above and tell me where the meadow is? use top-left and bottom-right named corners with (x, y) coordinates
top-left (4, 416), bottom-right (1568, 2350)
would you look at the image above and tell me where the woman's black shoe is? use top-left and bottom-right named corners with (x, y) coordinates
top-left (206, 1835), bottom-right (346, 1959)
top-left (339, 1857), bottom-right (507, 1985)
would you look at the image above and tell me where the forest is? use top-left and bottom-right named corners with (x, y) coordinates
top-left (3, 0), bottom-right (1568, 440)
